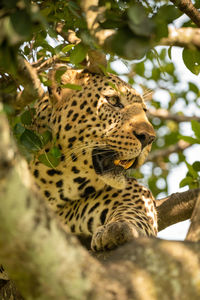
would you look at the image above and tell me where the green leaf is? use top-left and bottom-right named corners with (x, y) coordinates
top-left (168, 46), bottom-right (172, 60)
top-left (185, 161), bottom-right (198, 178)
top-left (179, 135), bottom-right (200, 144)
top-left (40, 130), bottom-right (52, 146)
top-left (20, 129), bottom-right (42, 152)
top-left (3, 103), bottom-right (15, 115)
top-left (21, 108), bottom-right (36, 125)
top-left (179, 176), bottom-right (194, 188)
top-left (108, 81), bottom-right (118, 91)
top-left (55, 66), bottom-right (67, 84)
top-left (128, 4), bottom-right (154, 37)
top-left (191, 120), bottom-right (200, 140)
top-left (50, 147), bottom-right (61, 158)
top-left (128, 4), bottom-right (146, 25)
top-left (24, 45), bottom-right (30, 55)
top-left (155, 5), bottom-right (181, 24)
top-left (61, 83), bottom-right (82, 90)
top-left (193, 161), bottom-right (200, 172)
top-left (189, 82), bottom-right (199, 95)
top-left (13, 123), bottom-right (25, 137)
top-left (70, 43), bottom-right (88, 65)
top-left (10, 10), bottom-right (32, 39)
top-left (182, 49), bottom-right (200, 75)
top-left (134, 62), bottom-right (145, 76)
top-left (62, 44), bottom-right (74, 53)
top-left (38, 152), bottom-right (60, 168)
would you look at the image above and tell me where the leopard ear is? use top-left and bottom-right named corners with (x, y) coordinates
top-left (142, 88), bottom-right (154, 102)
top-left (48, 66), bottom-right (83, 105)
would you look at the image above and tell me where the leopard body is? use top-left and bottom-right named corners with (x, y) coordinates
top-left (30, 68), bottom-right (157, 250)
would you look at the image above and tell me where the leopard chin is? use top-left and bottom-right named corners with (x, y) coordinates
top-left (99, 173), bottom-right (126, 190)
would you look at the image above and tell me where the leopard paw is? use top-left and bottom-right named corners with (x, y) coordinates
top-left (91, 221), bottom-right (141, 251)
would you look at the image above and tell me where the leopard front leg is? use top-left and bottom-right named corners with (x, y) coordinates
top-left (57, 179), bottom-right (157, 251)
top-left (91, 219), bottom-right (142, 251)
top-left (91, 179), bottom-right (157, 251)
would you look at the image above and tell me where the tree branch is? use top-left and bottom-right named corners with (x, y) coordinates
top-left (34, 54), bottom-right (62, 73)
top-left (148, 108), bottom-right (200, 123)
top-left (147, 140), bottom-right (190, 162)
top-left (156, 188), bottom-right (200, 231)
top-left (170, 0), bottom-right (200, 28)
top-left (80, 0), bottom-right (115, 47)
top-left (161, 27), bottom-right (200, 49)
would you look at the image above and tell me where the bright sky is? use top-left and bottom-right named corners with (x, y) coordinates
top-left (158, 46), bottom-right (200, 240)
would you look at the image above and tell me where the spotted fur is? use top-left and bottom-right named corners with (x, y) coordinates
top-left (30, 68), bottom-right (157, 251)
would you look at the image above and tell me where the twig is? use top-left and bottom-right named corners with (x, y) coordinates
top-left (170, 0), bottom-right (200, 28)
top-left (35, 54), bottom-right (63, 73)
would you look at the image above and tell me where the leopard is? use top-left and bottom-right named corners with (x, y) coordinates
top-left (30, 67), bottom-right (157, 251)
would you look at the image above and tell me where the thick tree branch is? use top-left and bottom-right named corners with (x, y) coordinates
top-left (148, 108), bottom-right (200, 122)
top-left (156, 188), bottom-right (200, 231)
top-left (0, 114), bottom-right (107, 300)
top-left (170, 0), bottom-right (200, 28)
top-left (161, 27), bottom-right (200, 49)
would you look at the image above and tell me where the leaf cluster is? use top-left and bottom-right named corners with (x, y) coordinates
top-left (180, 121), bottom-right (200, 189)
top-left (13, 108), bottom-right (61, 168)
top-left (99, 0), bottom-right (181, 59)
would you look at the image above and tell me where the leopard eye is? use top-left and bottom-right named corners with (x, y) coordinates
top-left (105, 96), bottom-right (124, 108)
top-left (143, 107), bottom-right (147, 112)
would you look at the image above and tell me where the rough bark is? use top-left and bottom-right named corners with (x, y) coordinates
top-left (186, 194), bottom-right (200, 242)
top-left (0, 113), bottom-right (200, 299)
top-left (156, 189), bottom-right (200, 231)
top-left (170, 0), bottom-right (200, 27)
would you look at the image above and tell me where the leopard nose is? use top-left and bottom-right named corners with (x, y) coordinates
top-left (133, 131), bottom-right (155, 149)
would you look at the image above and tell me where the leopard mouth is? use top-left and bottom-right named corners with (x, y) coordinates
top-left (92, 147), bottom-right (138, 175)
top-left (113, 159), bottom-right (136, 170)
